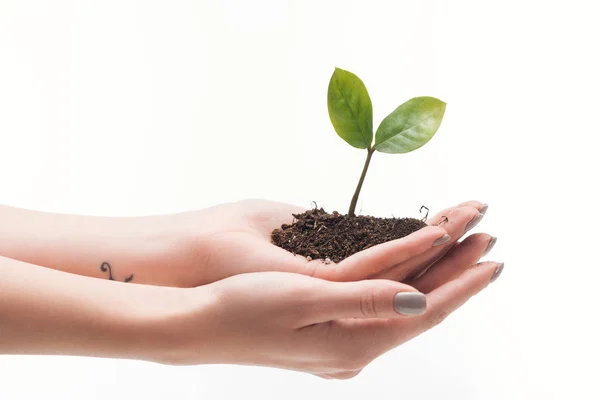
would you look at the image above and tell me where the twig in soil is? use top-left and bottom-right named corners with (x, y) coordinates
top-left (436, 216), bottom-right (449, 225)
top-left (420, 205), bottom-right (430, 221)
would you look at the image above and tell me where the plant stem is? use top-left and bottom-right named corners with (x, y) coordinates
top-left (348, 148), bottom-right (375, 217)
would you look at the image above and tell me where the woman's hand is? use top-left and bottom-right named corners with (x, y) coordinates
top-left (0, 246), bottom-right (502, 378)
top-left (157, 260), bottom-right (503, 379)
top-left (0, 199), bottom-right (491, 288)
top-left (173, 199), bottom-right (490, 286)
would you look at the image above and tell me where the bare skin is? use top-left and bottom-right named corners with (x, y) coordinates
top-left (0, 256), bottom-right (501, 379)
top-left (0, 199), bottom-right (492, 287)
top-left (0, 199), bottom-right (500, 379)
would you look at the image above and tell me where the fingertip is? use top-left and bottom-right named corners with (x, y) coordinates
top-left (421, 225), bottom-right (447, 236)
top-left (465, 260), bottom-right (504, 287)
top-left (480, 203), bottom-right (489, 215)
top-left (457, 204), bottom-right (482, 216)
top-left (423, 261), bottom-right (501, 314)
top-left (318, 279), bottom-right (424, 321)
top-left (488, 262), bottom-right (504, 283)
top-left (432, 233), bottom-right (452, 247)
top-left (465, 261), bottom-right (501, 282)
top-left (414, 225), bottom-right (449, 246)
top-left (393, 291), bottom-right (427, 316)
top-left (458, 200), bottom-right (485, 210)
top-left (363, 279), bottom-right (426, 317)
top-left (461, 232), bottom-right (495, 247)
top-left (451, 206), bottom-right (484, 234)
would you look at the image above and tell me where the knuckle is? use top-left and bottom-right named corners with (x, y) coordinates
top-left (359, 288), bottom-right (379, 318)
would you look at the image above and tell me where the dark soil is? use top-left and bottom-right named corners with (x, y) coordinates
top-left (271, 207), bottom-right (427, 263)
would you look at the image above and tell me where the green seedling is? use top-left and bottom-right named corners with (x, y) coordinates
top-left (327, 67), bottom-right (446, 216)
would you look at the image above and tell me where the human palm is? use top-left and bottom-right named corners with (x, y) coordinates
top-left (180, 199), bottom-right (490, 289)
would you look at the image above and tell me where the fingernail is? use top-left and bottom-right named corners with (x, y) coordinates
top-left (394, 292), bottom-right (427, 315)
top-left (480, 203), bottom-right (489, 215)
top-left (490, 262), bottom-right (504, 283)
top-left (433, 234), bottom-right (451, 247)
top-left (482, 236), bottom-right (497, 257)
top-left (465, 213), bottom-right (484, 232)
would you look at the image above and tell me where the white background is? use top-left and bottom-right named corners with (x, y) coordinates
top-left (1, 0), bottom-right (599, 399)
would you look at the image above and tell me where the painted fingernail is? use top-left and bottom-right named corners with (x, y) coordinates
top-left (480, 203), bottom-right (489, 215)
top-left (490, 262), bottom-right (504, 283)
top-left (482, 236), bottom-right (497, 257)
top-left (465, 213), bottom-right (484, 232)
top-left (433, 234), bottom-right (451, 247)
top-left (393, 292), bottom-right (427, 316)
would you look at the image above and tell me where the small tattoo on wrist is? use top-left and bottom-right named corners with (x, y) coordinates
top-left (100, 262), bottom-right (134, 283)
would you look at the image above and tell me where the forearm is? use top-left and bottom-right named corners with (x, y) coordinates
top-left (0, 255), bottom-right (189, 361)
top-left (0, 205), bottom-right (200, 287)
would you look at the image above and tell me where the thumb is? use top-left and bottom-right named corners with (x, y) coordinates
top-left (304, 280), bottom-right (427, 324)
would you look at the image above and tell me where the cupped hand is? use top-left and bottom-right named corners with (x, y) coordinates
top-left (172, 199), bottom-right (491, 287)
top-left (159, 260), bottom-right (502, 378)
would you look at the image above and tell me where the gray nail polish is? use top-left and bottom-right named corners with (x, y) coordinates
top-left (394, 292), bottom-right (427, 315)
top-left (480, 203), bottom-right (489, 215)
top-left (465, 213), bottom-right (484, 232)
top-left (482, 237), bottom-right (497, 257)
top-left (490, 262), bottom-right (504, 283)
top-left (433, 234), bottom-right (451, 247)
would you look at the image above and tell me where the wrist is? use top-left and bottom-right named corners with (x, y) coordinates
top-left (130, 211), bottom-right (213, 288)
top-left (129, 284), bottom-right (217, 365)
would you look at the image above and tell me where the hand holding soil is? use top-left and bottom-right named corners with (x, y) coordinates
top-left (165, 199), bottom-right (494, 287)
top-left (0, 199), bottom-right (491, 288)
top-left (0, 198), bottom-right (501, 379)
top-left (0, 68), bottom-right (503, 379)
top-left (150, 201), bottom-right (502, 378)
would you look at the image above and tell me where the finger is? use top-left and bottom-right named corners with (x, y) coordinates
top-left (313, 226), bottom-right (449, 282)
top-left (428, 205), bottom-right (484, 236)
top-left (376, 206), bottom-right (484, 282)
top-left (412, 261), bottom-right (503, 333)
top-left (409, 233), bottom-right (496, 293)
top-left (299, 279), bottom-right (427, 326)
top-left (459, 200), bottom-right (487, 213)
top-left (428, 200), bottom-right (487, 225)
top-left (349, 261), bottom-right (503, 352)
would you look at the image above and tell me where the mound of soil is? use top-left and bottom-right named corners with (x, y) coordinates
top-left (271, 207), bottom-right (427, 263)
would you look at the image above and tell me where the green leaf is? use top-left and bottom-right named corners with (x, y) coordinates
top-left (327, 68), bottom-right (373, 149)
top-left (374, 96), bottom-right (446, 154)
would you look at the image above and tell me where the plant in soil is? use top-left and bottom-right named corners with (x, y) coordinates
top-left (271, 68), bottom-right (446, 262)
